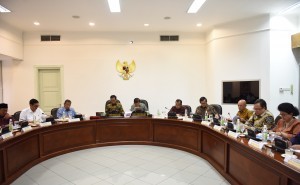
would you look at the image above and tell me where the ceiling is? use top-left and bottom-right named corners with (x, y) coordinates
top-left (0, 0), bottom-right (300, 33)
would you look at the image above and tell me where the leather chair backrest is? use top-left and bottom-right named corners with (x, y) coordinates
top-left (13, 111), bottom-right (21, 121)
top-left (275, 115), bottom-right (281, 125)
top-left (51, 108), bottom-right (59, 119)
top-left (210, 104), bottom-right (222, 115)
top-left (140, 99), bottom-right (149, 110)
top-left (183, 105), bottom-right (192, 115)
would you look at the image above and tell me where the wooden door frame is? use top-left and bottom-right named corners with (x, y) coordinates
top-left (34, 65), bottom-right (64, 105)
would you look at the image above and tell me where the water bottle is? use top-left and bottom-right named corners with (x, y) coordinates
top-left (9, 119), bottom-right (13, 132)
top-left (205, 111), bottom-right (208, 121)
top-left (68, 111), bottom-right (72, 119)
top-left (62, 111), bottom-right (66, 119)
top-left (184, 109), bottom-right (188, 117)
top-left (236, 119), bottom-right (241, 133)
top-left (262, 125), bottom-right (268, 142)
top-left (157, 109), bottom-right (161, 116)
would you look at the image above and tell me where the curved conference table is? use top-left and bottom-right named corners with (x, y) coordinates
top-left (0, 118), bottom-right (299, 185)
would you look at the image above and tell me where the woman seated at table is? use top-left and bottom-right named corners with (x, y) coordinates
top-left (273, 103), bottom-right (300, 140)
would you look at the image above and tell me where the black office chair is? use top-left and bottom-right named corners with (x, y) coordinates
top-left (140, 99), bottom-right (149, 110)
top-left (13, 111), bottom-right (21, 121)
top-left (183, 105), bottom-right (192, 116)
top-left (51, 108), bottom-right (59, 119)
top-left (210, 104), bottom-right (222, 115)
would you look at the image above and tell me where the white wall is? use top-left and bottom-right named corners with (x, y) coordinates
top-left (269, 15), bottom-right (299, 115)
top-left (2, 32), bottom-right (206, 116)
top-left (2, 14), bottom-right (299, 118)
top-left (205, 14), bottom-right (299, 117)
top-left (0, 19), bottom-right (23, 60)
top-left (205, 15), bottom-right (271, 116)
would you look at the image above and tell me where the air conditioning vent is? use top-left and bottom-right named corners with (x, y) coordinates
top-left (170, 35), bottom-right (179, 41)
top-left (41, 35), bottom-right (51, 41)
top-left (41, 35), bottom-right (61, 42)
top-left (160, 35), bottom-right (179, 41)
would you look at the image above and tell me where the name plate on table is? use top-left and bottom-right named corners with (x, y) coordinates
top-left (213, 125), bottom-right (223, 132)
top-left (248, 139), bottom-right (264, 150)
top-left (284, 158), bottom-right (300, 170)
top-left (183, 117), bottom-right (193, 122)
top-left (22, 126), bottom-right (32, 133)
top-left (68, 118), bottom-right (80, 122)
top-left (40, 122), bottom-right (52, 127)
top-left (228, 131), bottom-right (239, 139)
top-left (201, 121), bottom-right (211, 127)
top-left (1, 132), bottom-right (13, 140)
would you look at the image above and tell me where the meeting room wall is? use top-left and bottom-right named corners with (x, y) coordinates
top-left (0, 19), bottom-right (23, 60)
top-left (205, 15), bottom-right (299, 117)
top-left (2, 32), bottom-right (206, 116)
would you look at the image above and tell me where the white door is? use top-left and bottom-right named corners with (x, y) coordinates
top-left (38, 69), bottom-right (62, 114)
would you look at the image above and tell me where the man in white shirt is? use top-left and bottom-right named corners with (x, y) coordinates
top-left (19, 99), bottom-right (45, 123)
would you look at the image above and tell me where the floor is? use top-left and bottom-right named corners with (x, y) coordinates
top-left (12, 145), bottom-right (230, 185)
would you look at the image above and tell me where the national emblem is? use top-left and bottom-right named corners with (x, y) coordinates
top-left (116, 60), bottom-right (136, 80)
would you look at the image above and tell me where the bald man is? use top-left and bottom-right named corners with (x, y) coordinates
top-left (236, 99), bottom-right (253, 123)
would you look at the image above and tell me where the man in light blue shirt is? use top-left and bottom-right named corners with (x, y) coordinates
top-left (57, 99), bottom-right (76, 118)
top-left (130, 98), bottom-right (148, 112)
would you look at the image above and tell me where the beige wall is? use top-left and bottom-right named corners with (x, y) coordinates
top-left (0, 19), bottom-right (23, 60)
top-left (2, 32), bottom-right (206, 116)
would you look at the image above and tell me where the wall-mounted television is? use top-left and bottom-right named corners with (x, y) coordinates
top-left (223, 80), bottom-right (259, 104)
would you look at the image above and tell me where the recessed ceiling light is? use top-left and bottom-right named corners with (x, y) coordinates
top-left (72, 15), bottom-right (80, 19)
top-left (108, 0), bottom-right (121, 13)
top-left (164, 16), bottom-right (171, 20)
top-left (33, 22), bottom-right (40, 26)
top-left (188, 0), bottom-right (206, 13)
top-left (0, 4), bottom-right (11, 13)
top-left (196, 23), bottom-right (202, 27)
top-left (144, 23), bottom-right (149, 27)
top-left (89, 22), bottom-right (95, 26)
top-left (129, 41), bottom-right (133, 44)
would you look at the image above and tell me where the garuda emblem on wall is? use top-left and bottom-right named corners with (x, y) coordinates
top-left (116, 60), bottom-right (136, 80)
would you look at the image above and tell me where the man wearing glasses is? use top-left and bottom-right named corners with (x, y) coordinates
top-left (19, 99), bottom-right (45, 123)
top-left (245, 99), bottom-right (275, 132)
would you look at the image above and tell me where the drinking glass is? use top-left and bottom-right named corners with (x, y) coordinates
top-left (240, 124), bottom-right (245, 133)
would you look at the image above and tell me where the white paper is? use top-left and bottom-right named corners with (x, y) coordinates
top-left (201, 121), bottom-right (211, 127)
top-left (213, 125), bottom-right (223, 132)
top-left (68, 118), bottom-right (80, 122)
top-left (21, 126), bottom-right (32, 133)
top-left (1, 132), bottom-right (13, 139)
top-left (248, 139), bottom-right (264, 150)
top-left (228, 131), bottom-right (239, 139)
top-left (40, 122), bottom-right (52, 127)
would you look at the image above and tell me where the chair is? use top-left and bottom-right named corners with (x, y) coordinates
top-left (274, 115), bottom-right (282, 125)
top-left (51, 108), bottom-right (59, 119)
top-left (183, 105), bottom-right (192, 116)
top-left (210, 104), bottom-right (222, 115)
top-left (13, 111), bottom-right (21, 121)
top-left (140, 99), bottom-right (149, 110)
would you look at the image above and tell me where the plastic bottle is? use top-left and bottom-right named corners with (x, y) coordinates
top-left (205, 111), bottom-right (208, 121)
top-left (184, 109), bottom-right (188, 117)
top-left (8, 119), bottom-right (13, 132)
top-left (262, 125), bottom-right (268, 142)
top-left (236, 119), bottom-right (241, 133)
top-left (62, 111), bottom-right (66, 119)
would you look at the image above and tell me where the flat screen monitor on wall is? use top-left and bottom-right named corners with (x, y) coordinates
top-left (223, 81), bottom-right (259, 104)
